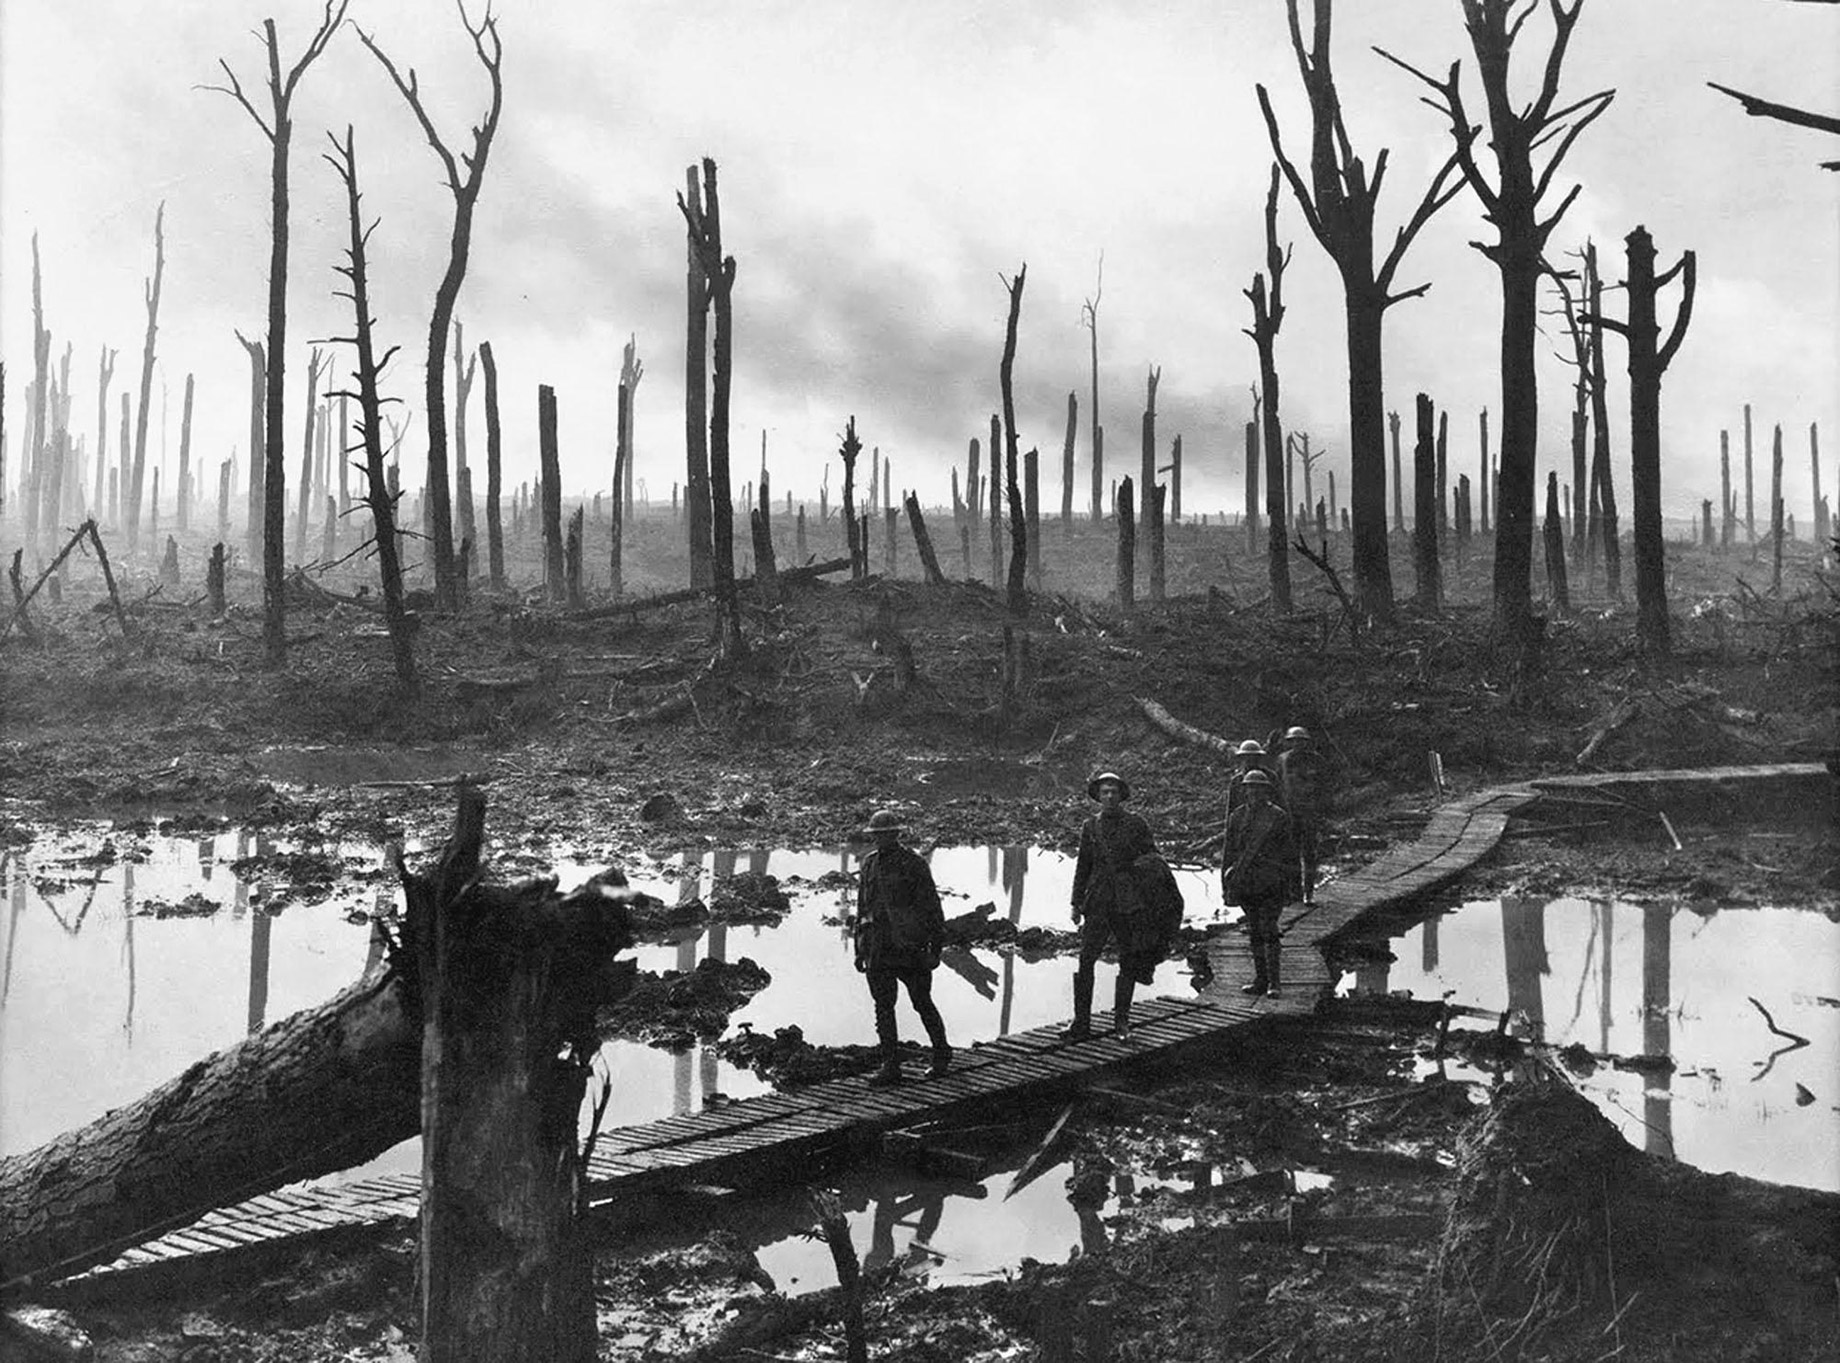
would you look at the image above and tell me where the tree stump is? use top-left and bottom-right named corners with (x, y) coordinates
top-left (406, 787), bottom-right (635, 1362)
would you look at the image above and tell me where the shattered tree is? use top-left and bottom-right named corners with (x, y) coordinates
top-left (356, 1), bottom-right (504, 611)
top-left (1243, 165), bottom-right (1293, 611)
top-left (1258, 0), bottom-right (1464, 622)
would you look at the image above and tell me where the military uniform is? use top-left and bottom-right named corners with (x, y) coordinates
top-left (1222, 796), bottom-right (1298, 994)
top-left (856, 841), bottom-right (949, 1078)
top-left (1067, 805), bottom-right (1166, 1036)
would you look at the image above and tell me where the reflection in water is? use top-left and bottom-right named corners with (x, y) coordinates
top-left (3, 832), bottom-right (1227, 1166)
top-left (1642, 904), bottom-right (1674, 1160)
top-left (1355, 896), bottom-right (1838, 1191)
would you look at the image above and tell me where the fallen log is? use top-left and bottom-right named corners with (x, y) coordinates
top-left (0, 961), bottom-right (422, 1292)
top-left (1135, 696), bottom-right (1236, 755)
top-left (569, 555), bottom-right (852, 622)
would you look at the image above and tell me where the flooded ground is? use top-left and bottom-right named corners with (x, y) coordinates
top-left (5, 825), bottom-right (1835, 1207)
top-left (1343, 896), bottom-right (1840, 1192)
top-left (0, 827), bottom-right (1230, 1166)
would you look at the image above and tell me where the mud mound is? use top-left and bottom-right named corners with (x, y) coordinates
top-left (1422, 1084), bottom-right (1840, 1360)
top-left (599, 957), bottom-right (771, 1050)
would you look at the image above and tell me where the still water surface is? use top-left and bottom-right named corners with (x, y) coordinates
top-left (3, 825), bottom-right (1834, 1291)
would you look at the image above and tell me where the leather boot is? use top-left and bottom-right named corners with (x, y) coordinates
top-left (1264, 938), bottom-right (1283, 998)
top-left (1062, 964), bottom-right (1095, 1040)
top-left (867, 1042), bottom-right (904, 1087)
top-left (1240, 935), bottom-right (1269, 995)
top-left (929, 1043), bottom-right (952, 1078)
top-left (1113, 973), bottom-right (1137, 1037)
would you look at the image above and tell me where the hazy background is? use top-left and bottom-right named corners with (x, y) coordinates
top-left (3, 0), bottom-right (1835, 523)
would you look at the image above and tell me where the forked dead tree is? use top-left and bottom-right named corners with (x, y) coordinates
top-left (1243, 166), bottom-right (1293, 610)
top-left (1587, 226), bottom-right (1695, 653)
top-left (356, 1), bottom-right (503, 612)
top-left (207, 0), bottom-right (349, 663)
top-left (1258, 0), bottom-right (1465, 622)
top-left (619, 334), bottom-right (643, 518)
top-left (324, 125), bottom-right (416, 687)
top-left (1381, 0), bottom-right (1614, 636)
top-left (678, 157), bottom-right (744, 656)
top-left (235, 331), bottom-right (266, 561)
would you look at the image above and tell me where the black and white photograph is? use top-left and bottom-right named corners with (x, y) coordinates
top-left (1, 1), bottom-right (1836, 1358)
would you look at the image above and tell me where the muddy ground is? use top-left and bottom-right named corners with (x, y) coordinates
top-left (2, 517), bottom-right (1836, 1359)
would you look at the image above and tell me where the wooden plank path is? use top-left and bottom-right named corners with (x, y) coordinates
top-left (63, 762), bottom-right (1829, 1290)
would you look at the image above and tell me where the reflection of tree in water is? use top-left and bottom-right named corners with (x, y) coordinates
top-left (3, 855), bottom-right (22, 1003)
top-left (1422, 910), bottom-right (1439, 972)
top-left (1000, 847), bottom-right (1027, 1036)
top-left (246, 832), bottom-right (270, 1034)
top-left (1500, 897), bottom-right (1549, 1042)
top-left (1643, 903), bottom-right (1674, 1159)
top-left (121, 862), bottom-right (136, 1039)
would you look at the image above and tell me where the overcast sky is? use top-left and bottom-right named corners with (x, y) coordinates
top-left (2, 0), bottom-right (1835, 524)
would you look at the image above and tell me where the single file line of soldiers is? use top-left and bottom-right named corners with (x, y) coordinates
top-left (850, 728), bottom-right (1330, 1085)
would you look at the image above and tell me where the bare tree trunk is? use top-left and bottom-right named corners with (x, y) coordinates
top-left (92, 346), bottom-right (117, 524)
top-left (999, 268), bottom-right (1029, 614)
top-left (1083, 257), bottom-right (1104, 521)
top-left (1770, 424), bottom-right (1785, 595)
top-left (1148, 482), bottom-right (1166, 603)
top-left (683, 169), bottom-right (713, 589)
top-left (1543, 471), bottom-right (1570, 613)
top-left (1246, 169), bottom-right (1292, 612)
top-left (989, 415), bottom-right (1003, 590)
top-left (1115, 476), bottom-right (1136, 611)
top-left (1389, 409), bottom-right (1403, 533)
top-left (1059, 391), bottom-right (1076, 529)
top-left (1810, 423), bottom-right (1826, 549)
top-left (681, 158), bottom-right (743, 654)
top-left (905, 493), bottom-right (947, 586)
top-left (453, 321), bottom-right (477, 551)
top-left (1719, 432), bottom-right (1733, 551)
top-left (1479, 407), bottom-right (1491, 534)
top-left (1024, 446), bottom-right (1041, 588)
top-left (26, 245), bottom-right (50, 549)
top-left (1413, 393), bottom-right (1440, 609)
top-left (127, 206), bottom-right (165, 556)
top-left (565, 507), bottom-right (584, 609)
top-left (327, 126), bottom-right (414, 687)
top-left (965, 437), bottom-right (981, 546)
top-left (175, 373), bottom-right (195, 532)
top-left (539, 385), bottom-right (564, 602)
top-left (840, 417), bottom-right (861, 577)
top-left (478, 341), bottom-right (505, 590)
top-left (294, 348), bottom-right (324, 562)
top-left (355, 10), bottom-right (502, 612)
top-left (750, 472), bottom-right (778, 606)
top-left (407, 788), bottom-right (627, 1363)
top-left (1587, 246), bottom-right (1621, 596)
top-left (234, 336), bottom-right (265, 562)
top-left (1621, 226), bottom-right (1694, 652)
top-left (1246, 417), bottom-right (1261, 551)
top-left (1137, 366), bottom-right (1159, 578)
top-left (610, 378), bottom-right (629, 596)
top-left (1743, 402), bottom-right (1755, 554)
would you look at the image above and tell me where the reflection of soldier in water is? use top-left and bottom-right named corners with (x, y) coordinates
top-left (863, 1190), bottom-right (945, 1276)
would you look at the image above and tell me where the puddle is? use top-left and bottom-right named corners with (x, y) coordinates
top-left (1344, 897), bottom-right (1840, 1192)
top-left (0, 829), bottom-right (1229, 1164)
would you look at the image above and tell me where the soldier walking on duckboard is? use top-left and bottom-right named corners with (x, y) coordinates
top-left (1065, 771), bottom-right (1165, 1039)
top-left (1221, 769), bottom-right (1298, 997)
top-left (854, 809), bottom-right (950, 1086)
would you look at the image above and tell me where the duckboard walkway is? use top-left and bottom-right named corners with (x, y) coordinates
top-left (60, 762), bottom-right (1828, 1290)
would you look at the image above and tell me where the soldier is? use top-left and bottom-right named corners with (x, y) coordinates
top-left (1220, 769), bottom-right (1298, 997)
top-left (1065, 771), bottom-right (1164, 1039)
top-left (1225, 739), bottom-right (1270, 818)
top-left (854, 809), bottom-right (949, 1086)
top-left (1274, 726), bottom-right (1329, 904)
